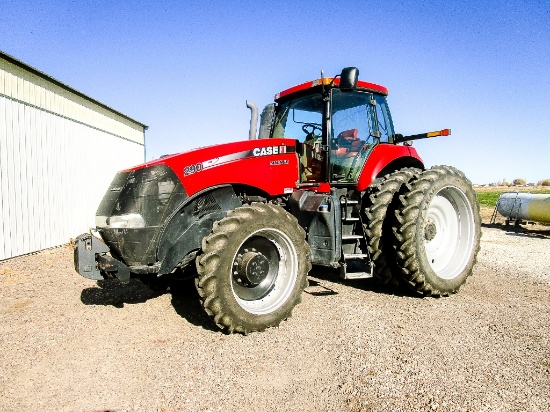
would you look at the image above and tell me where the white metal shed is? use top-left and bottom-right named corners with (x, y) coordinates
top-left (0, 51), bottom-right (147, 260)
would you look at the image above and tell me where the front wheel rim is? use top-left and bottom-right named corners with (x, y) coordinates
top-left (230, 228), bottom-right (298, 315)
top-left (423, 185), bottom-right (475, 280)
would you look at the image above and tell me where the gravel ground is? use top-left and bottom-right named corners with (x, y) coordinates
top-left (1, 224), bottom-right (549, 412)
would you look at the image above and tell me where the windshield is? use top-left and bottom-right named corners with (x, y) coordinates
top-left (272, 94), bottom-right (323, 140)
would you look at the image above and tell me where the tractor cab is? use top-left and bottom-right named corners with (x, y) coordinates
top-left (271, 69), bottom-right (395, 187)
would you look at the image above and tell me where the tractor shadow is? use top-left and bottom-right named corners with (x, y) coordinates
top-left (307, 266), bottom-right (416, 298)
top-left (80, 279), bottom-right (163, 308)
top-left (168, 276), bottom-right (220, 332)
top-left (80, 276), bottom-right (219, 332)
top-left (481, 222), bottom-right (550, 239)
top-left (79, 267), bottom-right (415, 333)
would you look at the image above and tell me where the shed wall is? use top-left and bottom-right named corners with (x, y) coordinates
top-left (0, 56), bottom-right (145, 260)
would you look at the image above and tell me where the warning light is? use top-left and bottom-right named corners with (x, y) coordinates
top-left (427, 129), bottom-right (451, 138)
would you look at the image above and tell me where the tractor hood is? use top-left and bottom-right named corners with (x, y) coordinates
top-left (94, 138), bottom-right (299, 266)
top-left (128, 138), bottom-right (300, 198)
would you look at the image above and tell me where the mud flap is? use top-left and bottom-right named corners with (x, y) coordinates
top-left (74, 233), bottom-right (130, 283)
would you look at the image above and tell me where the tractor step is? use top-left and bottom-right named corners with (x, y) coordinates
top-left (342, 271), bottom-right (373, 280)
top-left (342, 234), bottom-right (363, 241)
top-left (339, 195), bottom-right (372, 280)
top-left (339, 258), bottom-right (373, 280)
top-left (341, 199), bottom-right (359, 204)
top-left (343, 253), bottom-right (369, 259)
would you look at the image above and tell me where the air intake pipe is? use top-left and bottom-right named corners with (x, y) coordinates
top-left (246, 100), bottom-right (258, 140)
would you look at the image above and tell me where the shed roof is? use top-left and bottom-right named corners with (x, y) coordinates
top-left (0, 50), bottom-right (148, 129)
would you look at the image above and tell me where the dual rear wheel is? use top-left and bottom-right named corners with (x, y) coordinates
top-left (364, 165), bottom-right (481, 296)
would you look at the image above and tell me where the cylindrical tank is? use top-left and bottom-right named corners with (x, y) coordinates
top-left (496, 192), bottom-right (550, 223)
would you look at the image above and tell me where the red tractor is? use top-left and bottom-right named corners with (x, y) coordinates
top-left (74, 67), bottom-right (481, 333)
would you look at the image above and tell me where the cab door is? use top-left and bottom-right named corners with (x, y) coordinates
top-left (330, 89), bottom-right (395, 183)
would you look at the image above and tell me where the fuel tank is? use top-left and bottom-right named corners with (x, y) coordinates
top-left (496, 192), bottom-right (550, 223)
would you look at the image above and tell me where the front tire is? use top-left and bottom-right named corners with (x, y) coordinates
top-left (195, 203), bottom-right (311, 333)
top-left (392, 166), bottom-right (481, 296)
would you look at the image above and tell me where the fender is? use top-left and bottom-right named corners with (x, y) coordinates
top-left (156, 185), bottom-right (242, 275)
top-left (356, 144), bottom-right (424, 191)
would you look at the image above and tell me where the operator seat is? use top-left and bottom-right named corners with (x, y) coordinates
top-left (333, 129), bottom-right (361, 156)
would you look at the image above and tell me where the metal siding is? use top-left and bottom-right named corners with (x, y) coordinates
top-left (0, 95), bottom-right (144, 260)
top-left (12, 100), bottom-right (22, 255)
top-left (0, 66), bottom-right (4, 94)
top-left (2, 98), bottom-right (15, 256)
top-left (26, 104), bottom-right (37, 253)
top-left (0, 56), bottom-right (146, 260)
top-left (4, 69), bottom-right (11, 98)
top-left (17, 102), bottom-right (28, 254)
top-left (0, 97), bottom-right (7, 257)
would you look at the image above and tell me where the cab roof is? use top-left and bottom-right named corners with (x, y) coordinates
top-left (274, 77), bottom-right (388, 102)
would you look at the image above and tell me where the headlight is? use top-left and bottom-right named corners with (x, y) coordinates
top-left (95, 216), bottom-right (108, 228)
top-left (97, 213), bottom-right (146, 229)
top-left (95, 164), bottom-right (187, 231)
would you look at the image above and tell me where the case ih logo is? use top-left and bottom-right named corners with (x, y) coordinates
top-left (191, 145), bottom-right (295, 176)
top-left (253, 145), bottom-right (288, 157)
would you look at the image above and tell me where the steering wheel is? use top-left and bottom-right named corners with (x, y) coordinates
top-left (302, 123), bottom-right (322, 143)
top-left (302, 123), bottom-right (322, 135)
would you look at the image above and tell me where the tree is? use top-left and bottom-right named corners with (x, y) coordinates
top-left (513, 178), bottom-right (526, 186)
top-left (538, 179), bottom-right (550, 186)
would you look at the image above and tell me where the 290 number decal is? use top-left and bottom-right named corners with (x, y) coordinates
top-left (184, 163), bottom-right (203, 176)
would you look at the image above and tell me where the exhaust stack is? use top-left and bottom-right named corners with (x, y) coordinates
top-left (246, 100), bottom-right (258, 140)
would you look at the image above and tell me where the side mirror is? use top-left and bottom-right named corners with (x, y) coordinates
top-left (339, 67), bottom-right (359, 92)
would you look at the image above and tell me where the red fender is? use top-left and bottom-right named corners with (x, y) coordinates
top-left (356, 144), bottom-right (423, 191)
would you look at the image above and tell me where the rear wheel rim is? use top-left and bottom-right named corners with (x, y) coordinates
top-left (424, 185), bottom-right (475, 280)
top-left (230, 228), bottom-right (298, 314)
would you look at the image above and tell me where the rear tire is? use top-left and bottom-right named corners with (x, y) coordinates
top-left (392, 166), bottom-right (481, 296)
top-left (195, 203), bottom-right (311, 333)
top-left (363, 168), bottom-right (420, 287)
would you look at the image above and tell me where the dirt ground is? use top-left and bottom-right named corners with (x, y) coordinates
top-left (1, 214), bottom-right (549, 411)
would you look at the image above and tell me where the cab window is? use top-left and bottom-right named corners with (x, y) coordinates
top-left (330, 90), bottom-right (394, 182)
top-left (272, 94), bottom-right (324, 183)
top-left (272, 94), bottom-right (323, 142)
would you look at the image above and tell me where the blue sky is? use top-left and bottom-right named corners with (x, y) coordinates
top-left (2, 0), bottom-right (549, 184)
